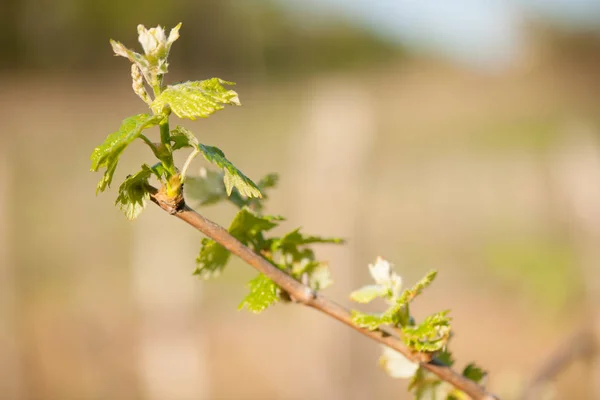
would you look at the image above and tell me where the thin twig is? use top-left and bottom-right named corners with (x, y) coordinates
top-left (149, 193), bottom-right (498, 400)
top-left (522, 327), bottom-right (596, 400)
top-left (180, 148), bottom-right (200, 182)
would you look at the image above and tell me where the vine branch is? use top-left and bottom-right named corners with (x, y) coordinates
top-left (149, 189), bottom-right (499, 400)
top-left (522, 326), bottom-right (596, 400)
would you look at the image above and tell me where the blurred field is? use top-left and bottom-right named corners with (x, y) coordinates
top-left (2, 3), bottom-right (600, 400)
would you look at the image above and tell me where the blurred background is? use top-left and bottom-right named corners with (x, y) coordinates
top-left (2, 0), bottom-right (600, 399)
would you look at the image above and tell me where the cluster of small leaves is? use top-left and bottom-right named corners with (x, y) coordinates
top-left (90, 23), bottom-right (260, 220)
top-left (350, 259), bottom-right (439, 335)
top-left (188, 173), bottom-right (343, 313)
top-left (409, 352), bottom-right (487, 400)
top-left (350, 258), bottom-right (487, 398)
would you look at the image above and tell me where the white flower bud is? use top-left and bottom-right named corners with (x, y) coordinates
top-left (368, 257), bottom-right (403, 300)
top-left (137, 23), bottom-right (181, 59)
top-left (379, 346), bottom-right (419, 378)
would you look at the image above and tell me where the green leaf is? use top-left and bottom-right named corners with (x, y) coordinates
top-left (351, 310), bottom-right (389, 330)
top-left (90, 114), bottom-right (162, 193)
top-left (350, 284), bottom-right (388, 304)
top-left (257, 173), bottom-right (279, 190)
top-left (238, 274), bottom-right (279, 313)
top-left (186, 171), bottom-right (279, 210)
top-left (304, 262), bottom-right (333, 291)
top-left (273, 228), bottom-right (344, 251)
top-left (197, 144), bottom-right (262, 198)
top-left (114, 164), bottom-right (154, 220)
top-left (195, 208), bottom-right (282, 278)
top-left (185, 168), bottom-right (229, 206)
top-left (462, 363), bottom-right (486, 384)
top-left (152, 79), bottom-right (240, 119)
top-left (382, 300), bottom-right (411, 327)
top-left (170, 125), bottom-right (199, 150)
top-left (409, 368), bottom-right (453, 400)
top-left (435, 349), bottom-right (455, 367)
top-left (194, 238), bottom-right (231, 278)
top-left (402, 310), bottom-right (452, 352)
top-left (228, 207), bottom-right (282, 240)
top-left (398, 270), bottom-right (438, 305)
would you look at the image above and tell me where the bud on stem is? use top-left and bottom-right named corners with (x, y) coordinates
top-left (131, 64), bottom-right (152, 105)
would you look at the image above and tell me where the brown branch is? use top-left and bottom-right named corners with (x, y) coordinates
top-left (150, 191), bottom-right (498, 400)
top-left (522, 327), bottom-right (596, 400)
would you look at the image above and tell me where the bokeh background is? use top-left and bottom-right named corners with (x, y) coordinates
top-left (2, 1), bottom-right (600, 399)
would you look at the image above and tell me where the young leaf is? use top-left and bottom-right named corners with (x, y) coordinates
top-left (228, 207), bottom-right (281, 240)
top-left (435, 348), bottom-right (455, 367)
top-left (257, 173), bottom-right (279, 190)
top-left (195, 208), bottom-right (282, 277)
top-left (382, 300), bottom-right (411, 327)
top-left (398, 270), bottom-right (438, 305)
top-left (462, 363), bottom-right (487, 384)
top-left (110, 40), bottom-right (152, 83)
top-left (115, 164), bottom-right (154, 220)
top-left (401, 310), bottom-right (452, 352)
top-left (379, 346), bottom-right (419, 379)
top-left (185, 168), bottom-right (229, 206)
top-left (197, 144), bottom-right (262, 198)
top-left (273, 229), bottom-right (344, 250)
top-left (307, 263), bottom-right (333, 290)
top-left (409, 368), bottom-right (454, 400)
top-left (351, 310), bottom-right (389, 330)
top-left (90, 114), bottom-right (162, 193)
top-left (350, 284), bottom-right (389, 304)
top-left (186, 171), bottom-right (279, 210)
top-left (194, 238), bottom-right (231, 278)
top-left (170, 125), bottom-right (199, 150)
top-left (152, 79), bottom-right (240, 119)
top-left (238, 273), bottom-right (279, 313)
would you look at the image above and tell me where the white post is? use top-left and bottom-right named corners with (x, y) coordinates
top-left (131, 212), bottom-right (210, 400)
top-left (550, 126), bottom-right (600, 398)
top-left (288, 76), bottom-right (375, 400)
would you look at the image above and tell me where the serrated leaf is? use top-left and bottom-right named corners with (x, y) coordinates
top-left (194, 238), bottom-right (231, 278)
top-left (398, 270), bottom-right (438, 305)
top-left (379, 346), bottom-right (419, 379)
top-left (185, 168), bottom-right (229, 206)
top-left (170, 125), bottom-right (199, 150)
top-left (435, 349), bottom-right (455, 367)
top-left (115, 164), bottom-right (153, 219)
top-left (462, 363), bottom-right (486, 384)
top-left (90, 114), bottom-right (162, 193)
top-left (110, 39), bottom-right (153, 83)
top-left (228, 207), bottom-right (281, 239)
top-left (238, 274), bottom-right (279, 313)
top-left (152, 79), bottom-right (240, 119)
top-left (258, 173), bottom-right (279, 190)
top-left (402, 310), bottom-right (452, 352)
top-left (350, 284), bottom-right (388, 304)
top-left (351, 310), bottom-right (389, 330)
top-left (382, 300), bottom-right (411, 327)
top-left (306, 263), bottom-right (333, 290)
top-left (409, 368), bottom-right (456, 400)
top-left (195, 208), bottom-right (281, 277)
top-left (186, 171), bottom-right (278, 210)
top-left (196, 144), bottom-right (262, 199)
top-left (273, 228), bottom-right (344, 251)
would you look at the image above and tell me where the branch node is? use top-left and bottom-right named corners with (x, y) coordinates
top-left (150, 184), bottom-right (185, 214)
